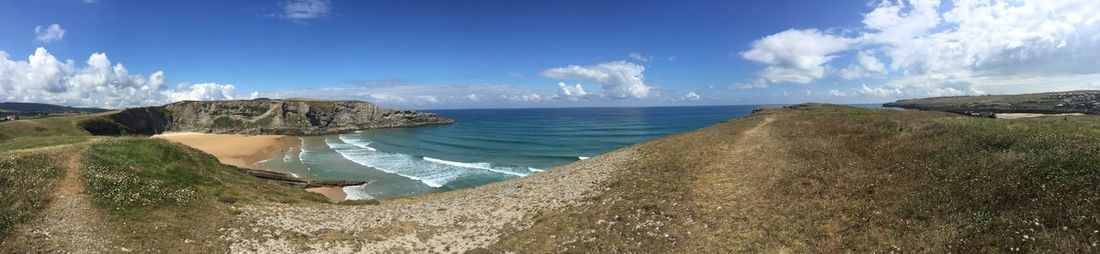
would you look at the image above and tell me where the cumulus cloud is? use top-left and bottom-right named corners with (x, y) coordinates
top-left (742, 0), bottom-right (1100, 98)
top-left (165, 83), bottom-right (241, 102)
top-left (279, 0), bottom-right (332, 21)
top-left (740, 29), bottom-right (852, 84)
top-left (557, 82), bottom-right (587, 97)
top-left (540, 61), bottom-right (651, 99)
top-left (839, 51), bottom-right (887, 80)
top-left (0, 47), bottom-right (243, 108)
top-left (34, 24), bottom-right (65, 43)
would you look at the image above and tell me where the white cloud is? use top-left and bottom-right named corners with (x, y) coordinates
top-left (466, 93), bottom-right (480, 102)
top-left (628, 52), bottom-right (653, 62)
top-left (684, 91), bottom-right (700, 101)
top-left (740, 29), bottom-right (853, 84)
top-left (279, 0), bottom-right (332, 21)
top-left (34, 24), bottom-right (66, 43)
top-left (540, 61), bottom-right (651, 99)
top-left (0, 47), bottom-right (246, 108)
top-left (164, 83), bottom-right (239, 102)
top-left (743, 0), bottom-right (1100, 98)
top-left (839, 51), bottom-right (887, 80)
top-left (557, 82), bottom-right (587, 97)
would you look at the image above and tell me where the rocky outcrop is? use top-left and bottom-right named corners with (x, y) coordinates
top-left (81, 99), bottom-right (453, 136)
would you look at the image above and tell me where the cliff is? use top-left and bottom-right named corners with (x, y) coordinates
top-left (80, 98), bottom-right (453, 135)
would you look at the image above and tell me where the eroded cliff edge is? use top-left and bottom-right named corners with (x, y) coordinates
top-left (80, 98), bottom-right (454, 135)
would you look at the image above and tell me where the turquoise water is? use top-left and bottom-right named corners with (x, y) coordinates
top-left (259, 105), bottom-right (779, 199)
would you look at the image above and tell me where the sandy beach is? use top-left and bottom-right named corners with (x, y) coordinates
top-left (153, 133), bottom-right (353, 202)
top-left (153, 132), bottom-right (289, 168)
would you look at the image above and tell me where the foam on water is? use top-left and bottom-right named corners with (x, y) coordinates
top-left (324, 138), bottom-right (476, 188)
top-left (283, 148), bottom-right (294, 163)
top-left (422, 157), bottom-right (528, 177)
top-left (339, 134), bottom-right (377, 151)
top-left (578, 156), bottom-right (591, 160)
top-left (342, 184), bottom-right (374, 200)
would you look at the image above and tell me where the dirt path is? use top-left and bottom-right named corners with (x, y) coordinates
top-left (22, 151), bottom-right (112, 253)
top-left (682, 116), bottom-right (806, 252)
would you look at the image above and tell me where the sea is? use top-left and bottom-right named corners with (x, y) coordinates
top-left (257, 104), bottom-right (882, 200)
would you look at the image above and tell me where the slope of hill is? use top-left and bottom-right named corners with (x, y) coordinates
top-left (78, 98), bottom-right (454, 135)
top-left (884, 90), bottom-right (1100, 114)
top-left (224, 104), bottom-right (1099, 252)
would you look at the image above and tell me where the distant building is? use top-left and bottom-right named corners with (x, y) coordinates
top-left (0, 115), bottom-right (17, 122)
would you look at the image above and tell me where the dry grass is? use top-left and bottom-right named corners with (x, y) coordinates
top-left (482, 104), bottom-right (1100, 252)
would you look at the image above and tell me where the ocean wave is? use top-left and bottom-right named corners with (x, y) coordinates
top-left (338, 134), bottom-right (377, 151)
top-left (283, 148), bottom-right (293, 163)
top-left (422, 157), bottom-right (527, 177)
top-left (325, 138), bottom-right (469, 188)
top-left (578, 156), bottom-right (591, 160)
top-left (298, 137), bottom-right (312, 163)
top-left (342, 184), bottom-right (374, 200)
top-left (527, 167), bottom-right (545, 172)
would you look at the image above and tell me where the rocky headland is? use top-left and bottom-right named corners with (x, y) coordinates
top-left (79, 98), bottom-right (454, 136)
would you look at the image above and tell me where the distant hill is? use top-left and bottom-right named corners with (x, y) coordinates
top-left (79, 98), bottom-right (454, 135)
top-left (0, 102), bottom-right (110, 115)
top-left (883, 90), bottom-right (1100, 114)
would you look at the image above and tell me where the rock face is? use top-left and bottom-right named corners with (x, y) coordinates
top-left (82, 99), bottom-right (453, 135)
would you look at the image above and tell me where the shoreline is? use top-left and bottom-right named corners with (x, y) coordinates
top-left (153, 132), bottom-right (350, 202)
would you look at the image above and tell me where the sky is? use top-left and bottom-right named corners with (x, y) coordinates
top-left (1, 0), bottom-right (1098, 109)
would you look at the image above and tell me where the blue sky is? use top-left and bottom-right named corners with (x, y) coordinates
top-left (2, 0), bottom-right (1099, 109)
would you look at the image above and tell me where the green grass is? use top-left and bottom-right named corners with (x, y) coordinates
top-left (764, 105), bottom-right (1100, 252)
top-left (211, 116), bottom-right (244, 129)
top-left (0, 136), bottom-right (90, 153)
top-left (0, 114), bottom-right (94, 142)
top-left (0, 152), bottom-right (66, 238)
top-left (80, 138), bottom-right (328, 252)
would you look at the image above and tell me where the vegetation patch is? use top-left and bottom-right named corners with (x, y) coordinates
top-left (211, 116), bottom-right (244, 129)
top-left (0, 153), bottom-right (65, 238)
top-left (80, 138), bottom-right (327, 252)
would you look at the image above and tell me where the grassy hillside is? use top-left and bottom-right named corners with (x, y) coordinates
top-left (0, 114), bottom-right (329, 252)
top-left (79, 138), bottom-right (328, 252)
top-left (484, 104), bottom-right (1099, 252)
top-left (884, 90), bottom-right (1100, 114)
